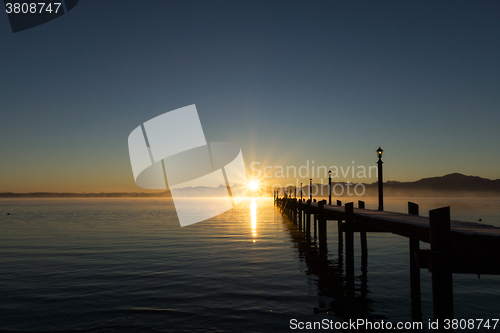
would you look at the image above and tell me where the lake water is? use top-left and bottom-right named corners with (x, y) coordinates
top-left (1, 197), bottom-right (500, 332)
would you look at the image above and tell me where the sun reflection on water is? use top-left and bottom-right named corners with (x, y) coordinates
top-left (250, 198), bottom-right (257, 241)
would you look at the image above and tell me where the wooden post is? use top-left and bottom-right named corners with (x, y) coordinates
top-left (429, 206), bottom-right (453, 325)
top-left (282, 197), bottom-right (286, 215)
top-left (337, 199), bottom-right (343, 265)
top-left (408, 202), bottom-right (419, 216)
top-left (285, 198), bottom-right (289, 217)
top-left (298, 199), bottom-right (302, 230)
top-left (408, 202), bottom-right (422, 325)
top-left (359, 201), bottom-right (367, 274)
top-left (345, 202), bottom-right (355, 295)
top-left (306, 199), bottom-right (311, 237)
top-left (314, 211), bottom-right (317, 237)
top-left (338, 218), bottom-right (343, 260)
top-left (312, 199), bottom-right (317, 235)
top-left (318, 200), bottom-right (327, 255)
top-left (301, 200), bottom-right (305, 230)
top-left (294, 199), bottom-right (298, 227)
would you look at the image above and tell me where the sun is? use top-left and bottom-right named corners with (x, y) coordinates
top-left (248, 180), bottom-right (259, 191)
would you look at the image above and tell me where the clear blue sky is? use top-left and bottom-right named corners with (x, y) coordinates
top-left (1, 0), bottom-right (499, 192)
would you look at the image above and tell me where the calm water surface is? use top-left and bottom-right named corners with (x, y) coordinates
top-left (1, 197), bottom-right (500, 332)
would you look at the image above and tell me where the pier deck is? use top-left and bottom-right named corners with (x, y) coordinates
top-left (314, 201), bottom-right (500, 242)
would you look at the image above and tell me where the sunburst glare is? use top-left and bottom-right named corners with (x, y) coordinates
top-left (248, 180), bottom-right (259, 191)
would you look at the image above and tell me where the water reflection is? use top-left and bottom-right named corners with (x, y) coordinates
top-left (250, 198), bottom-right (257, 241)
top-left (279, 211), bottom-right (382, 321)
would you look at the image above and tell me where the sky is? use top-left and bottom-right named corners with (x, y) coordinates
top-left (0, 0), bottom-right (499, 193)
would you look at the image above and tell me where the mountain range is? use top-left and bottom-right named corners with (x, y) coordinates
top-left (1, 173), bottom-right (499, 198)
top-left (312, 173), bottom-right (500, 197)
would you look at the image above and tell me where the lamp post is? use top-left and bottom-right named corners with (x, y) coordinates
top-left (309, 178), bottom-right (312, 201)
top-left (328, 170), bottom-right (332, 205)
top-left (377, 147), bottom-right (384, 211)
top-left (300, 183), bottom-right (303, 201)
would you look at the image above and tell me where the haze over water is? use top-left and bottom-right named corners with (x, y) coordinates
top-left (1, 197), bottom-right (500, 332)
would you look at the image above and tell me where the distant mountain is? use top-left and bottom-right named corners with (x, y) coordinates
top-left (1, 173), bottom-right (499, 198)
top-left (279, 173), bottom-right (500, 198)
top-left (375, 173), bottom-right (500, 196)
top-left (0, 184), bottom-right (247, 198)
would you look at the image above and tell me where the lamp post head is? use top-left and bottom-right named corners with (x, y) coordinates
top-left (376, 147), bottom-right (383, 159)
top-left (309, 178), bottom-right (312, 185)
top-left (328, 170), bottom-right (332, 178)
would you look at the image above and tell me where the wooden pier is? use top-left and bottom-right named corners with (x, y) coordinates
top-left (275, 195), bottom-right (500, 330)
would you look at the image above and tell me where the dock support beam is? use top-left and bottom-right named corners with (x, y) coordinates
top-left (298, 200), bottom-right (302, 230)
top-left (337, 202), bottom-right (343, 258)
top-left (306, 199), bottom-right (311, 237)
top-left (318, 200), bottom-right (327, 255)
top-left (408, 202), bottom-right (422, 324)
top-left (430, 206), bottom-right (454, 327)
top-left (359, 201), bottom-right (367, 274)
top-left (345, 202), bottom-right (355, 295)
top-left (313, 198), bottom-right (316, 235)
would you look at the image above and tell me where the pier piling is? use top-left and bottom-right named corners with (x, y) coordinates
top-left (359, 201), bottom-right (368, 274)
top-left (318, 200), bottom-right (327, 255)
top-left (408, 202), bottom-right (422, 324)
top-left (306, 199), bottom-right (311, 237)
top-left (345, 202), bottom-right (355, 295)
top-left (429, 206), bottom-right (454, 324)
